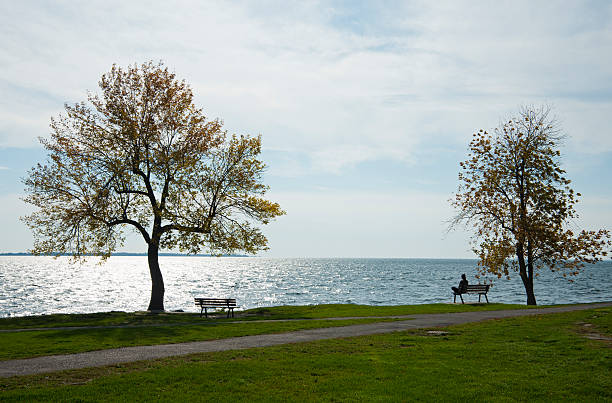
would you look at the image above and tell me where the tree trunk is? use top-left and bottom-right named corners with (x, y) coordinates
top-left (520, 273), bottom-right (537, 306)
top-left (517, 242), bottom-right (537, 305)
top-left (147, 241), bottom-right (165, 312)
top-left (525, 241), bottom-right (537, 306)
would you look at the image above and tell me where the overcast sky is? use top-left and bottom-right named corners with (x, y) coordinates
top-left (1, 1), bottom-right (611, 257)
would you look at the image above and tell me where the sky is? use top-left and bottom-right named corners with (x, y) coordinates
top-left (0, 0), bottom-right (611, 258)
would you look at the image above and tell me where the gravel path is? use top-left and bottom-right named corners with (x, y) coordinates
top-left (1, 302), bottom-right (610, 378)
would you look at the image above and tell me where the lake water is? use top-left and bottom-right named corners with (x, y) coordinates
top-left (0, 256), bottom-right (610, 317)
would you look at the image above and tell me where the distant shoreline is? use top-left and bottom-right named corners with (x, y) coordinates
top-left (0, 254), bottom-right (479, 259)
top-left (0, 252), bottom-right (250, 257)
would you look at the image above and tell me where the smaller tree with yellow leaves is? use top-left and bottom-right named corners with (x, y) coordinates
top-left (452, 106), bottom-right (610, 305)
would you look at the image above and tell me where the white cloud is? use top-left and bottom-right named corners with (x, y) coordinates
top-left (2, 1), bottom-right (610, 164)
top-left (310, 144), bottom-right (412, 175)
top-left (573, 195), bottom-right (612, 232)
top-left (261, 189), bottom-right (472, 258)
top-left (1, 1), bottom-right (611, 256)
top-left (0, 194), bottom-right (33, 252)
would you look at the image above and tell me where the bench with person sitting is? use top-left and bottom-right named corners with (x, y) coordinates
top-left (451, 274), bottom-right (490, 303)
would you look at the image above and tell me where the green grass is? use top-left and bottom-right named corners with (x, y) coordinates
top-left (0, 303), bottom-right (539, 360)
top-left (0, 311), bottom-right (206, 330)
top-left (0, 303), bottom-right (539, 330)
top-left (241, 302), bottom-right (541, 319)
top-left (0, 307), bottom-right (609, 401)
top-left (0, 318), bottom-right (396, 360)
top-left (0, 303), bottom-right (561, 360)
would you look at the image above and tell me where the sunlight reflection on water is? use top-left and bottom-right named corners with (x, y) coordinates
top-left (0, 256), bottom-right (610, 317)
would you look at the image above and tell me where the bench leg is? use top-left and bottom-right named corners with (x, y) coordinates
top-left (200, 306), bottom-right (204, 318)
top-left (485, 294), bottom-right (489, 303)
top-left (453, 294), bottom-right (456, 303)
top-left (478, 294), bottom-right (481, 303)
top-left (204, 307), bottom-right (208, 318)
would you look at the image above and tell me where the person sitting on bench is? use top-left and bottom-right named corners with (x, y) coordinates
top-left (452, 274), bottom-right (468, 295)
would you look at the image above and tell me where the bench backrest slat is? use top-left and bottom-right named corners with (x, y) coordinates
top-left (464, 285), bottom-right (489, 292)
top-left (194, 298), bottom-right (236, 306)
top-left (195, 298), bottom-right (236, 302)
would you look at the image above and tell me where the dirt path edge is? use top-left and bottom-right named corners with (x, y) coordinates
top-left (2, 302), bottom-right (610, 378)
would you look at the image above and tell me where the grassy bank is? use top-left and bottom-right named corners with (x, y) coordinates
top-left (240, 302), bottom-right (539, 319)
top-left (0, 302), bottom-right (534, 330)
top-left (0, 306), bottom-right (609, 401)
top-left (0, 317), bottom-right (397, 360)
top-left (0, 303), bottom-right (534, 359)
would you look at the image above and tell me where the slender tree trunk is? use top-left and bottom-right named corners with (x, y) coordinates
top-left (147, 241), bottom-right (165, 312)
top-left (518, 265), bottom-right (536, 305)
top-left (525, 240), bottom-right (537, 305)
top-left (517, 242), bottom-right (537, 305)
top-left (524, 268), bottom-right (537, 305)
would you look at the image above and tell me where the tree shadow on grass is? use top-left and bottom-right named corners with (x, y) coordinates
top-left (2, 322), bottom-right (228, 360)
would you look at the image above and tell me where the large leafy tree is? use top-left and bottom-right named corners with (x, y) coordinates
top-left (452, 106), bottom-right (610, 305)
top-left (23, 62), bottom-right (285, 311)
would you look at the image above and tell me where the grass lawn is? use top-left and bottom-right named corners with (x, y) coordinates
top-left (240, 302), bottom-right (540, 319)
top-left (0, 305), bottom-right (610, 401)
top-left (0, 303), bottom-right (539, 360)
top-left (0, 302), bottom-right (536, 330)
top-left (0, 317), bottom-right (397, 360)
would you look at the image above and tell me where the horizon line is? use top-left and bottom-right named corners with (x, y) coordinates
top-left (0, 252), bottom-right (477, 259)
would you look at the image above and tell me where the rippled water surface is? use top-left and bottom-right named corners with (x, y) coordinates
top-left (0, 256), bottom-right (610, 317)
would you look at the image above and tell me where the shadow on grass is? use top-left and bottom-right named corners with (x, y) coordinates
top-left (0, 311), bottom-right (210, 330)
top-left (0, 322), bottom-right (226, 360)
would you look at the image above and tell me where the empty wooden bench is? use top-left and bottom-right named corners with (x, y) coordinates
top-left (194, 298), bottom-right (238, 318)
top-left (453, 284), bottom-right (490, 304)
